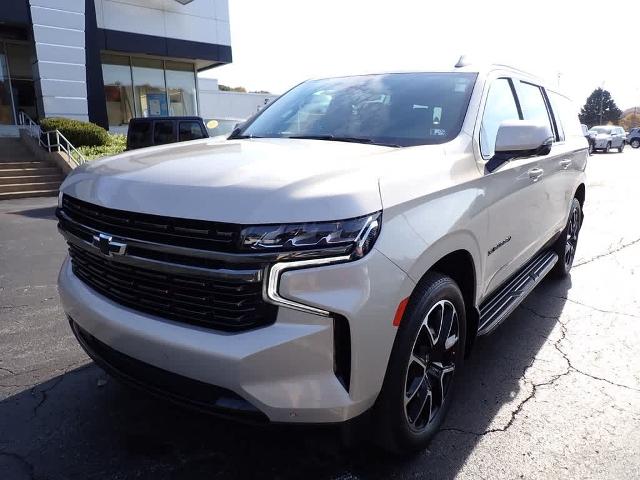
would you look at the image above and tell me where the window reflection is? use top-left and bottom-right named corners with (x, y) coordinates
top-left (102, 54), bottom-right (134, 126)
top-left (166, 61), bottom-right (197, 116)
top-left (101, 54), bottom-right (198, 127)
top-left (132, 58), bottom-right (167, 118)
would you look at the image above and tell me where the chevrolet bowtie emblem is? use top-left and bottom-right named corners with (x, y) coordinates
top-left (92, 233), bottom-right (127, 257)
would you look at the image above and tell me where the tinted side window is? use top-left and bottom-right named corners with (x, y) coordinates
top-left (154, 121), bottom-right (175, 145)
top-left (514, 81), bottom-right (552, 134)
top-left (179, 121), bottom-right (205, 141)
top-left (480, 78), bottom-right (521, 159)
top-left (128, 121), bottom-right (152, 149)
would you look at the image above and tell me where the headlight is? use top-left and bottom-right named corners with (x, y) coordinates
top-left (239, 211), bottom-right (381, 259)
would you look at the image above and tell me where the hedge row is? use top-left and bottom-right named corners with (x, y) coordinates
top-left (77, 134), bottom-right (127, 160)
top-left (40, 117), bottom-right (110, 148)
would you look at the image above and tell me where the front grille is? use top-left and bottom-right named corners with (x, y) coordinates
top-left (61, 194), bottom-right (242, 252)
top-left (68, 243), bottom-right (276, 331)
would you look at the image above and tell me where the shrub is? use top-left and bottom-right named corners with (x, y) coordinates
top-left (40, 117), bottom-right (110, 147)
top-left (77, 134), bottom-right (126, 160)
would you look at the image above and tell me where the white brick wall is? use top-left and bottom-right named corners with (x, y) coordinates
top-left (30, 0), bottom-right (89, 120)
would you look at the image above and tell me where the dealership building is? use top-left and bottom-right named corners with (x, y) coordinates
top-left (0, 0), bottom-right (243, 131)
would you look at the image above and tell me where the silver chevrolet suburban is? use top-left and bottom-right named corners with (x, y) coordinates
top-left (56, 63), bottom-right (587, 453)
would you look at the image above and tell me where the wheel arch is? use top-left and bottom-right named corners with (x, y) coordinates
top-left (410, 249), bottom-right (479, 357)
top-left (575, 183), bottom-right (586, 208)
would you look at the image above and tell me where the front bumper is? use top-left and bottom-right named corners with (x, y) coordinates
top-left (593, 139), bottom-right (611, 149)
top-left (59, 249), bottom-right (414, 423)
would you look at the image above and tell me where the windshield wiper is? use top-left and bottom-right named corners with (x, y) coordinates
top-left (287, 135), bottom-right (401, 147)
top-left (228, 134), bottom-right (265, 139)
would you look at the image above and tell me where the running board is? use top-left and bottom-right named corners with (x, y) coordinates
top-left (478, 250), bottom-right (558, 335)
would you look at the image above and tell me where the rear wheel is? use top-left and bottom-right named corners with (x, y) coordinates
top-left (588, 142), bottom-right (594, 155)
top-left (551, 198), bottom-right (582, 277)
top-left (374, 273), bottom-right (466, 453)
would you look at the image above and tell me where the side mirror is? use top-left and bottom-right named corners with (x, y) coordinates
top-left (487, 120), bottom-right (553, 172)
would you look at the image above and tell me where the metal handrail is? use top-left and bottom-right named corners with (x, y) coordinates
top-left (18, 112), bottom-right (87, 166)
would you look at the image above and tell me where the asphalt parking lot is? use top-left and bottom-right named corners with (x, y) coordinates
top-left (1, 149), bottom-right (639, 480)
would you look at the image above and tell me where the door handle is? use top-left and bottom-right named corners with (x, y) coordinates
top-left (528, 168), bottom-right (544, 181)
top-left (559, 159), bottom-right (572, 169)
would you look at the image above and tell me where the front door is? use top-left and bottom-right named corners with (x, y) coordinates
top-left (0, 41), bottom-right (38, 125)
top-left (478, 77), bottom-right (543, 296)
top-left (0, 44), bottom-right (15, 124)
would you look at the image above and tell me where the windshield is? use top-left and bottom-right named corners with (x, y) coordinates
top-left (232, 72), bottom-right (477, 147)
top-left (590, 127), bottom-right (612, 134)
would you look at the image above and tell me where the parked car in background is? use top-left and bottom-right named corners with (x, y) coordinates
top-left (57, 64), bottom-right (587, 453)
top-left (589, 125), bottom-right (626, 153)
top-left (126, 116), bottom-right (209, 150)
top-left (581, 124), bottom-right (595, 155)
top-left (627, 127), bottom-right (640, 149)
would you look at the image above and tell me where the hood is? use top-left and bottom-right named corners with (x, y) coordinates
top-left (61, 138), bottom-right (396, 224)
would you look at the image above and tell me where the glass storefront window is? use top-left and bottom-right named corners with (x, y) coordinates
top-left (132, 58), bottom-right (168, 118)
top-left (101, 54), bottom-right (134, 126)
top-left (100, 55), bottom-right (198, 125)
top-left (165, 61), bottom-right (197, 116)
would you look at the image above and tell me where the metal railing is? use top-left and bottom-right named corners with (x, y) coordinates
top-left (18, 112), bottom-right (87, 166)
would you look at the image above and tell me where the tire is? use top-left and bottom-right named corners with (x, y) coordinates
top-left (588, 142), bottom-right (594, 155)
top-left (551, 198), bottom-right (582, 278)
top-left (604, 142), bottom-right (611, 153)
top-left (374, 272), bottom-right (466, 454)
top-left (618, 142), bottom-right (625, 153)
top-left (631, 139), bottom-right (640, 149)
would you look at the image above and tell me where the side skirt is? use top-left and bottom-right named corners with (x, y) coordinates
top-left (477, 250), bottom-right (558, 335)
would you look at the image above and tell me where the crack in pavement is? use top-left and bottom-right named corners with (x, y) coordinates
top-left (439, 303), bottom-right (639, 438)
top-left (525, 306), bottom-right (640, 393)
top-left (551, 295), bottom-right (640, 320)
top-left (440, 310), bottom-right (573, 438)
top-left (0, 304), bottom-right (29, 310)
top-left (0, 361), bottom-right (92, 388)
top-left (0, 366), bottom-right (17, 376)
top-left (0, 451), bottom-right (36, 480)
top-left (31, 376), bottom-right (65, 419)
top-left (574, 236), bottom-right (640, 267)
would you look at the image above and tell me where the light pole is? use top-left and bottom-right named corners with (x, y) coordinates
top-left (599, 81), bottom-right (605, 125)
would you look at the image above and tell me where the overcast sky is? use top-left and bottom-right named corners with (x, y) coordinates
top-left (202, 0), bottom-right (639, 110)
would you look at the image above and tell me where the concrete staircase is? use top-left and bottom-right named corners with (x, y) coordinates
top-left (0, 137), bottom-right (64, 200)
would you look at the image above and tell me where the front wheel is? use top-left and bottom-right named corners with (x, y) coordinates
top-left (618, 142), bottom-right (625, 153)
top-left (374, 273), bottom-right (466, 453)
top-left (551, 198), bottom-right (582, 277)
top-left (604, 142), bottom-right (611, 153)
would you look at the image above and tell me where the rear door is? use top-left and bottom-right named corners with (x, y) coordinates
top-left (545, 90), bottom-right (587, 235)
top-left (511, 80), bottom-right (565, 247)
